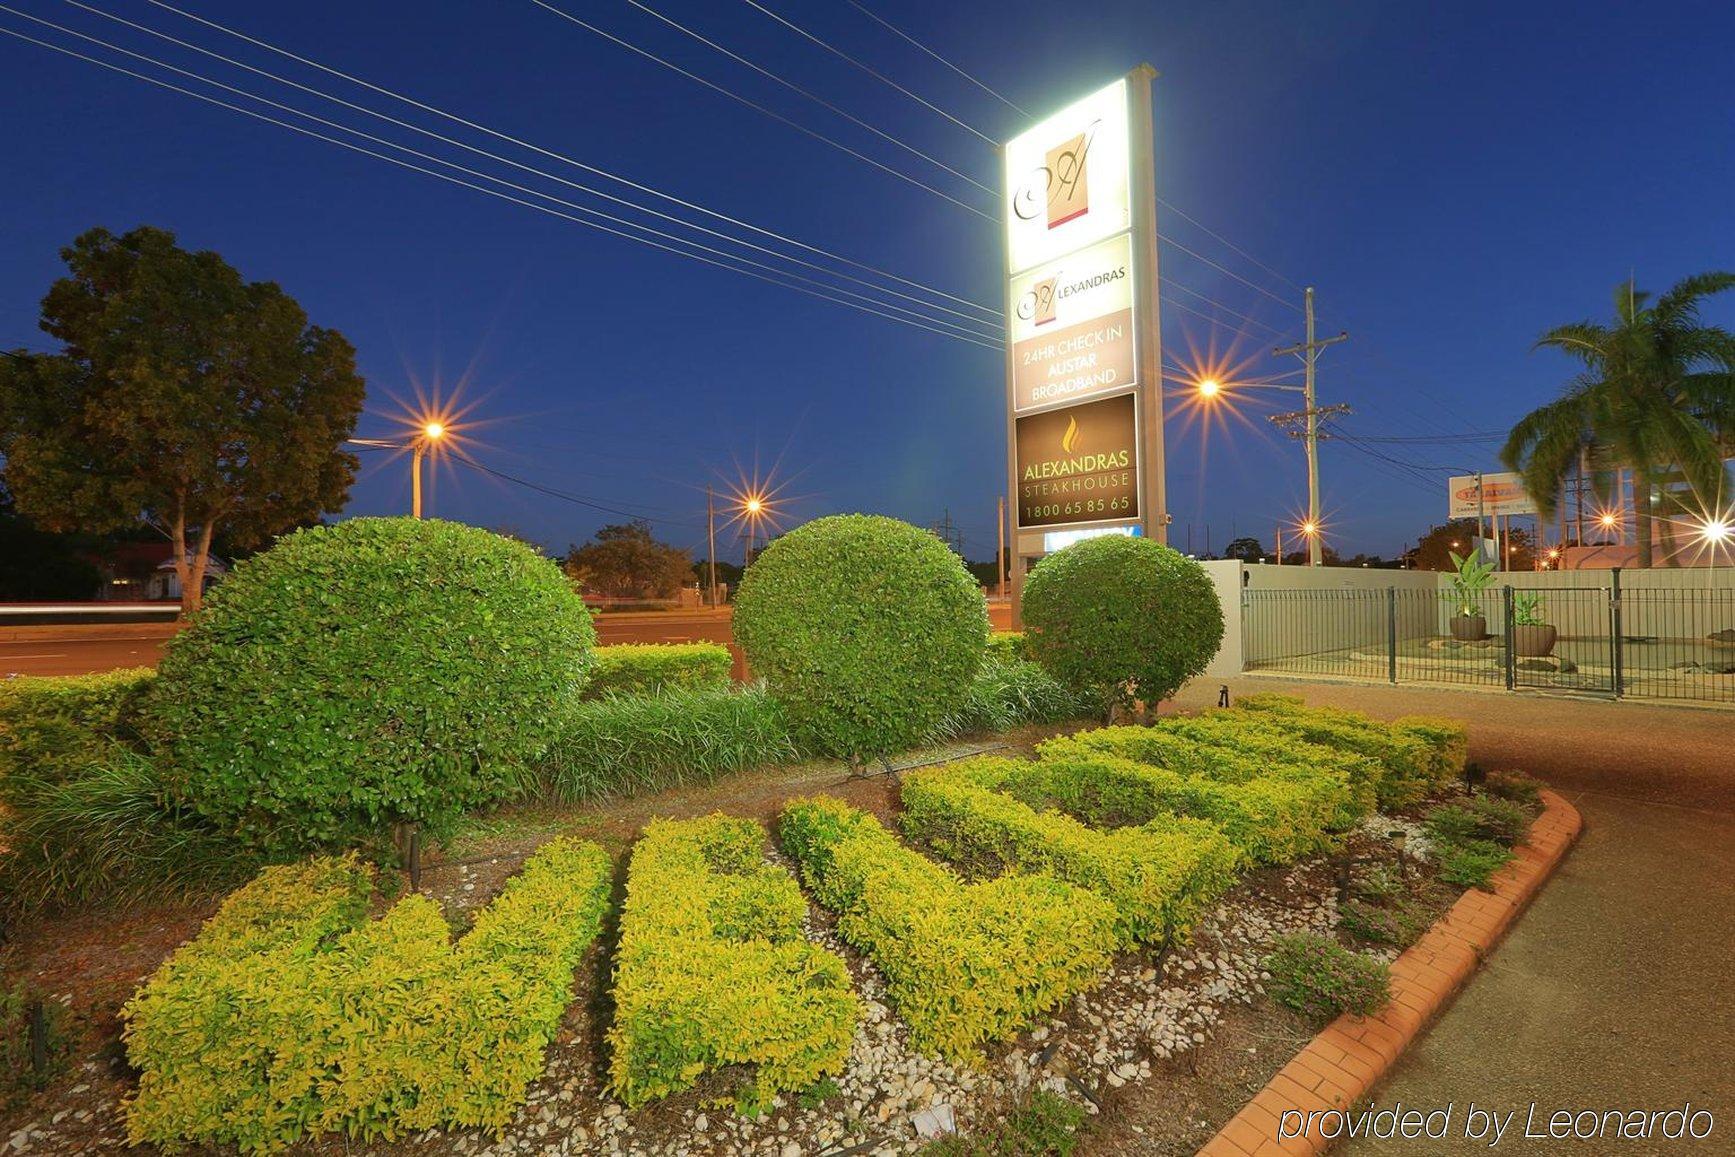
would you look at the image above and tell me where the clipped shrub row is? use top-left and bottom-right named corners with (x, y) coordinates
top-left (0, 667), bottom-right (154, 791)
top-left (779, 796), bottom-right (1117, 1062)
top-left (583, 643), bottom-right (733, 700)
top-left (607, 815), bottom-right (856, 1107)
top-left (1231, 694), bottom-right (1465, 808)
top-left (1020, 747), bottom-right (1343, 866)
top-left (899, 758), bottom-right (1241, 945)
top-left (122, 837), bottom-right (611, 1152)
top-left (1040, 725), bottom-right (1364, 831)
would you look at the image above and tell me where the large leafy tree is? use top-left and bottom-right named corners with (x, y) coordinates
top-left (1502, 273), bottom-right (1735, 567)
top-left (563, 520), bottom-right (693, 599)
top-left (0, 226), bottom-right (365, 612)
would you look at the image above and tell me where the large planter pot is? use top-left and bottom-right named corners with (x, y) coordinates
top-left (1512, 624), bottom-right (1559, 658)
top-left (1449, 614), bottom-right (1487, 641)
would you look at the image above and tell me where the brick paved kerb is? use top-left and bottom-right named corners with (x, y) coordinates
top-left (1197, 790), bottom-right (1584, 1157)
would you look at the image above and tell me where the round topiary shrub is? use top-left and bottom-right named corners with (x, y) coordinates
top-left (733, 514), bottom-right (988, 768)
top-left (1021, 535), bottom-right (1223, 719)
top-left (148, 517), bottom-right (596, 851)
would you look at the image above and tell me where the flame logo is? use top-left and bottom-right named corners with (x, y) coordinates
top-left (1061, 415), bottom-right (1081, 453)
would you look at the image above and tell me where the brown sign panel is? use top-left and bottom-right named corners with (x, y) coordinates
top-left (1015, 392), bottom-right (1139, 529)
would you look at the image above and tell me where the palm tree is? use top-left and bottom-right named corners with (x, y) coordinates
top-left (1502, 272), bottom-right (1735, 567)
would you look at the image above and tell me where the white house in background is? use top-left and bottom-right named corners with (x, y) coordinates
top-left (146, 554), bottom-right (228, 601)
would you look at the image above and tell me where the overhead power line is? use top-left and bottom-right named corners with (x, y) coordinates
top-left (59, 0), bottom-right (999, 333)
top-left (524, 0), bottom-right (996, 220)
top-left (739, 0), bottom-right (998, 146)
top-left (1157, 200), bottom-right (1304, 295)
top-left (0, 19), bottom-right (1002, 349)
top-left (138, 0), bottom-right (997, 317)
top-left (1162, 234), bottom-right (1304, 315)
top-left (453, 455), bottom-right (705, 528)
top-left (623, 0), bottom-right (995, 196)
top-left (842, 1), bottom-right (1029, 117)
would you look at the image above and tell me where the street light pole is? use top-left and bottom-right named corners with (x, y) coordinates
top-left (706, 485), bottom-right (718, 607)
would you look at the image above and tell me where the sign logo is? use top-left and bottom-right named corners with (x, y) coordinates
top-left (1012, 125), bottom-right (1097, 229)
top-left (1061, 415), bottom-right (1081, 453)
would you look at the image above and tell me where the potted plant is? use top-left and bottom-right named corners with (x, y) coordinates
top-left (1447, 549), bottom-right (1494, 640)
top-left (1511, 592), bottom-right (1558, 657)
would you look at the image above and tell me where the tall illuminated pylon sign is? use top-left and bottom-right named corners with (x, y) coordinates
top-left (1002, 67), bottom-right (1165, 626)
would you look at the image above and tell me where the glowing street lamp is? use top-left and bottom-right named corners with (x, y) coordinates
top-left (1699, 516), bottom-right (1732, 547)
top-left (1196, 377), bottom-right (1222, 399)
top-left (411, 422), bottom-right (446, 519)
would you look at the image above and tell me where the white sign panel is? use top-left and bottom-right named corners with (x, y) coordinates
top-left (1448, 472), bottom-right (1537, 518)
top-left (1004, 78), bottom-right (1132, 275)
top-left (1009, 231), bottom-right (1137, 411)
top-left (1043, 523), bottom-right (1141, 552)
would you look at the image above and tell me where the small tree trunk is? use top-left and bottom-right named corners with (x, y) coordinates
top-left (183, 522), bottom-right (215, 614)
top-left (171, 506), bottom-right (194, 617)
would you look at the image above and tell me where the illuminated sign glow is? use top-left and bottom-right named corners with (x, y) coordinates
top-left (1004, 79), bottom-right (1132, 275)
top-left (1043, 524), bottom-right (1142, 552)
top-left (1014, 393), bottom-right (1140, 529)
top-left (1009, 232), bottom-right (1137, 412)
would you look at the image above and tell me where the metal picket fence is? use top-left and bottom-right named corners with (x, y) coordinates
top-left (1241, 571), bottom-right (1735, 706)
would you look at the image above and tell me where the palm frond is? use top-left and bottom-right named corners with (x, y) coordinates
top-left (1654, 271), bottom-right (1735, 326)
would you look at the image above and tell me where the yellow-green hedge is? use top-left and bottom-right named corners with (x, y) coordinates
top-left (607, 815), bottom-right (857, 1108)
top-left (1039, 722), bottom-right (1368, 829)
top-left (899, 758), bottom-right (1242, 945)
top-left (778, 796), bottom-right (1116, 1062)
top-left (583, 643), bottom-right (734, 700)
top-left (1005, 749), bottom-right (1340, 866)
top-left (122, 838), bottom-right (612, 1152)
top-left (1231, 694), bottom-right (1465, 807)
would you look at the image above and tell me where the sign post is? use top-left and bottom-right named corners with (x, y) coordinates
top-left (1003, 68), bottom-right (1164, 628)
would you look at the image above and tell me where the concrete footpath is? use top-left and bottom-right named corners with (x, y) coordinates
top-left (1169, 679), bottom-right (1734, 1154)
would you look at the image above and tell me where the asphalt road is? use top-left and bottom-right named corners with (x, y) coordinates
top-left (0, 603), bottom-right (1017, 677)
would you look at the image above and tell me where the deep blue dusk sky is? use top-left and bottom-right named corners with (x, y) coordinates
top-left (3, 0), bottom-right (1731, 562)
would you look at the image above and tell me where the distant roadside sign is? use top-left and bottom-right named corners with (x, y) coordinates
top-left (1448, 471), bottom-right (1536, 517)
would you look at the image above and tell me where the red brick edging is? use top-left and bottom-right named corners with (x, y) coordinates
top-left (1197, 789), bottom-right (1584, 1157)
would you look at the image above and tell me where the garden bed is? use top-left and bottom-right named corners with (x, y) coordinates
top-left (0, 703), bottom-right (1519, 1157)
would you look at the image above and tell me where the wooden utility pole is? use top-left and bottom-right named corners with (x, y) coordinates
top-left (996, 496), bottom-right (1007, 600)
top-left (1271, 287), bottom-right (1349, 566)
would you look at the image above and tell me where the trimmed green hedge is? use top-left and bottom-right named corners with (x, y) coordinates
top-left (1231, 694), bottom-right (1465, 808)
top-left (607, 815), bottom-right (856, 1107)
top-left (0, 667), bottom-right (154, 792)
top-left (1138, 714), bottom-right (1384, 823)
top-left (734, 515), bottom-right (989, 766)
top-left (899, 758), bottom-right (1241, 944)
top-left (583, 643), bottom-right (733, 700)
top-left (1001, 751), bottom-right (1340, 866)
top-left (149, 518), bottom-right (598, 852)
top-left (779, 796), bottom-right (1116, 1062)
top-left (1038, 724), bottom-right (1365, 831)
top-left (537, 684), bottom-right (798, 804)
top-left (122, 837), bottom-right (612, 1151)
